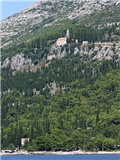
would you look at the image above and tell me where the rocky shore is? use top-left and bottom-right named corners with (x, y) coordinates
top-left (1, 150), bottom-right (120, 156)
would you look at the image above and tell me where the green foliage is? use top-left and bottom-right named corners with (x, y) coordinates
top-left (1, 54), bottom-right (120, 151)
top-left (1, 22), bottom-right (120, 151)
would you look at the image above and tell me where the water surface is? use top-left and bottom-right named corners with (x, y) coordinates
top-left (1, 154), bottom-right (120, 160)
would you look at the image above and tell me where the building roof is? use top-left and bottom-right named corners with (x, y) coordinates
top-left (57, 37), bottom-right (67, 41)
top-left (21, 138), bottom-right (29, 141)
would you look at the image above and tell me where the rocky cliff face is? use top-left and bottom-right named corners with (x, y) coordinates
top-left (2, 43), bottom-right (120, 71)
top-left (2, 53), bottom-right (32, 70)
top-left (47, 43), bottom-right (120, 61)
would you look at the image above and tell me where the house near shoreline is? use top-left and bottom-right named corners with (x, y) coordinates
top-left (21, 138), bottom-right (29, 146)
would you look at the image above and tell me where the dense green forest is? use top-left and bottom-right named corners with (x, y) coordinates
top-left (1, 59), bottom-right (120, 151)
top-left (1, 23), bottom-right (120, 152)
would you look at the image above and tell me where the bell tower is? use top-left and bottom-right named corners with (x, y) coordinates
top-left (66, 29), bottom-right (70, 39)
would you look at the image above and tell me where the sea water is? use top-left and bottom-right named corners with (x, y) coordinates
top-left (1, 154), bottom-right (120, 160)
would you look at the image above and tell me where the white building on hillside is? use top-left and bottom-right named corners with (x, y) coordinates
top-left (82, 41), bottom-right (89, 45)
top-left (56, 37), bottom-right (67, 46)
top-left (56, 29), bottom-right (70, 46)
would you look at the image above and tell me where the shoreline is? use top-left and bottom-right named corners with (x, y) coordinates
top-left (1, 150), bottom-right (120, 156)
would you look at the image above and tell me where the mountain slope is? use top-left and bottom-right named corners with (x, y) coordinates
top-left (1, 0), bottom-right (120, 152)
top-left (1, 0), bottom-right (120, 48)
top-left (1, 54), bottom-right (120, 151)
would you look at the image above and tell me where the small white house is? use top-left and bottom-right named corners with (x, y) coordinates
top-left (21, 138), bottom-right (29, 146)
top-left (82, 41), bottom-right (89, 45)
top-left (75, 39), bottom-right (78, 43)
top-left (56, 37), bottom-right (67, 46)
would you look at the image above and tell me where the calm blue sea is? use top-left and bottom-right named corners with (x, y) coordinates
top-left (1, 154), bottom-right (120, 160)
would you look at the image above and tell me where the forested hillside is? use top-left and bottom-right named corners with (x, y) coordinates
top-left (1, 0), bottom-right (120, 152)
top-left (1, 46), bottom-right (120, 151)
